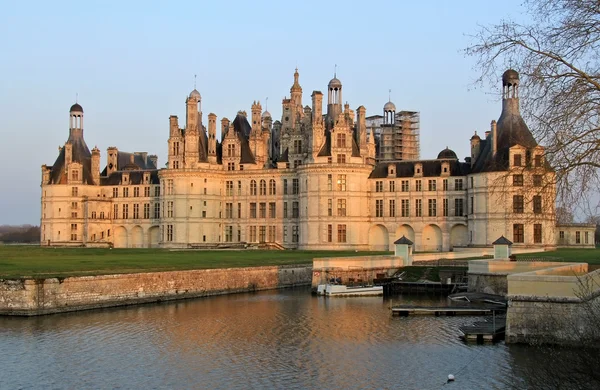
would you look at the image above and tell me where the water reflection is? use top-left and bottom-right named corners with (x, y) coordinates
top-left (0, 287), bottom-right (591, 389)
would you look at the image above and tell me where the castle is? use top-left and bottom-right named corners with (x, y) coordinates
top-left (40, 69), bottom-right (595, 250)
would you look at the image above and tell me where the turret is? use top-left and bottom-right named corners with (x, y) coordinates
top-left (251, 101), bottom-right (262, 134)
top-left (208, 113), bottom-right (217, 164)
top-left (221, 117), bottom-right (230, 141)
top-left (186, 89), bottom-right (201, 133)
top-left (169, 116), bottom-right (179, 137)
top-left (107, 146), bottom-right (118, 175)
top-left (91, 146), bottom-right (100, 184)
top-left (327, 74), bottom-right (342, 123)
top-left (470, 131), bottom-right (481, 167)
top-left (357, 105), bottom-right (367, 149)
top-left (290, 68), bottom-right (303, 112)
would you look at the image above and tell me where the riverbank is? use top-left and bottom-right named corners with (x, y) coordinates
top-left (0, 264), bottom-right (312, 316)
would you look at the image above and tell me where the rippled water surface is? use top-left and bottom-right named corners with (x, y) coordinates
top-left (0, 287), bottom-right (579, 389)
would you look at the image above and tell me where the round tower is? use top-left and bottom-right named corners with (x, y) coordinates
top-left (69, 103), bottom-right (84, 136)
top-left (383, 100), bottom-right (396, 125)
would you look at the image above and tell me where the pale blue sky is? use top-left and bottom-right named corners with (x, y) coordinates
top-left (0, 0), bottom-right (527, 225)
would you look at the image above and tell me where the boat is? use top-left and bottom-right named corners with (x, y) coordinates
top-left (316, 284), bottom-right (383, 297)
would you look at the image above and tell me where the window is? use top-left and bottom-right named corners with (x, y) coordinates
top-left (376, 199), bottom-right (383, 217)
top-left (514, 154), bottom-right (522, 167)
top-left (133, 204), bottom-right (140, 219)
top-left (100, 211), bottom-right (105, 219)
top-left (443, 198), bottom-right (448, 216)
top-left (559, 231), bottom-right (565, 240)
top-left (337, 154), bottom-right (346, 164)
top-left (268, 226), bottom-right (276, 242)
top-left (455, 199), bottom-right (464, 216)
top-left (428, 180), bottom-right (436, 191)
top-left (389, 181), bottom-right (395, 192)
top-left (292, 226), bottom-right (299, 243)
top-left (415, 199), bottom-right (422, 217)
top-left (337, 175), bottom-right (346, 191)
top-left (172, 142), bottom-right (180, 155)
top-left (238, 203), bottom-right (242, 218)
top-left (166, 225), bottom-right (173, 242)
top-left (238, 181), bottom-right (242, 195)
top-left (269, 202), bottom-right (276, 218)
top-left (401, 180), bottom-right (409, 192)
top-left (113, 187), bottom-right (118, 198)
top-left (250, 180), bottom-right (257, 196)
top-left (337, 225), bottom-right (347, 242)
top-left (123, 188), bottom-right (129, 198)
top-left (585, 231), bottom-right (589, 244)
top-left (470, 177), bottom-right (474, 188)
top-left (443, 179), bottom-right (448, 191)
top-left (513, 195), bottom-right (524, 213)
top-left (533, 175), bottom-right (543, 187)
top-left (283, 226), bottom-right (288, 242)
top-left (144, 203), bottom-right (150, 219)
top-left (534, 155), bottom-right (542, 167)
top-left (513, 224), bottom-right (524, 243)
top-left (283, 179), bottom-right (288, 195)
top-left (454, 179), bottom-right (463, 191)
top-left (292, 179), bottom-right (299, 194)
top-left (534, 224), bottom-right (542, 243)
top-left (225, 226), bottom-right (233, 242)
top-left (227, 162), bottom-right (235, 171)
top-left (428, 199), bottom-right (437, 217)
top-left (166, 180), bottom-right (174, 195)
top-left (226, 181), bottom-right (233, 196)
top-left (71, 201), bottom-right (78, 209)
top-left (260, 180), bottom-right (267, 195)
top-left (415, 180), bottom-right (422, 192)
top-left (154, 186), bottom-right (160, 197)
top-left (513, 175), bottom-right (524, 186)
top-left (91, 211), bottom-right (96, 219)
top-left (389, 199), bottom-right (396, 217)
top-left (225, 203), bottom-right (233, 219)
top-left (71, 187), bottom-right (78, 196)
top-left (533, 196), bottom-right (542, 214)
top-left (122, 204), bottom-right (129, 219)
top-left (470, 196), bottom-right (474, 214)
top-left (376, 181), bottom-right (383, 192)
top-left (154, 203), bottom-right (160, 219)
top-left (249, 226), bottom-right (257, 242)
top-left (113, 204), bottom-right (118, 219)
top-left (71, 170), bottom-right (79, 181)
top-left (144, 187), bottom-right (150, 197)
top-left (337, 199), bottom-right (347, 216)
top-left (576, 231), bottom-right (581, 244)
top-left (250, 203), bottom-right (257, 218)
top-left (292, 201), bottom-right (299, 218)
top-left (283, 202), bottom-right (288, 218)
top-left (294, 139), bottom-right (303, 154)
top-left (337, 133), bottom-right (346, 148)
top-left (71, 211), bottom-right (78, 218)
top-left (133, 187), bottom-right (140, 197)
top-left (327, 224), bottom-right (333, 242)
top-left (269, 179), bottom-right (276, 195)
top-left (401, 199), bottom-right (409, 217)
top-left (227, 144), bottom-right (235, 157)
top-left (328, 199), bottom-right (333, 216)
top-left (173, 161), bottom-right (180, 169)
top-left (327, 175), bottom-right (332, 191)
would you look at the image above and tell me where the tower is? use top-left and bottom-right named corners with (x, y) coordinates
top-left (251, 101), bottom-right (262, 135)
top-left (327, 73), bottom-right (342, 125)
top-left (184, 89), bottom-right (201, 167)
top-left (208, 113), bottom-right (217, 164)
top-left (290, 68), bottom-right (303, 121)
top-left (69, 103), bottom-right (84, 138)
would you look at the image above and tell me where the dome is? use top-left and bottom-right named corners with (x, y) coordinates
top-left (502, 69), bottom-right (519, 85)
top-left (383, 101), bottom-right (396, 112)
top-left (328, 77), bottom-right (342, 89)
top-left (189, 89), bottom-right (201, 99)
top-left (437, 147), bottom-right (458, 160)
top-left (262, 110), bottom-right (272, 118)
top-left (70, 103), bottom-right (83, 113)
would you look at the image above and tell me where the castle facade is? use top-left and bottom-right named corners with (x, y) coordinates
top-left (40, 69), bottom-right (595, 250)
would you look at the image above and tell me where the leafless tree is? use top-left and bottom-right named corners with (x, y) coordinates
top-left (466, 0), bottom-right (600, 214)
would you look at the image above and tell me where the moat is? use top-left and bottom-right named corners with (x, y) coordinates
top-left (0, 287), bottom-right (587, 389)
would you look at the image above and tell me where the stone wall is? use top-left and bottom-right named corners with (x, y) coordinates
top-left (311, 256), bottom-right (402, 289)
top-left (0, 264), bottom-right (312, 316)
top-left (468, 273), bottom-right (509, 295)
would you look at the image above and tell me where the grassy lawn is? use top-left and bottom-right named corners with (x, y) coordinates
top-left (516, 248), bottom-right (600, 264)
top-left (0, 245), bottom-right (391, 279)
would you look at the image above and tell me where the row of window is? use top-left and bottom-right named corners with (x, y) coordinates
top-left (513, 153), bottom-right (542, 168)
top-left (374, 198), bottom-right (466, 217)
top-left (513, 195), bottom-right (543, 214)
top-left (375, 179), bottom-right (465, 193)
top-left (163, 225), bottom-right (300, 244)
top-left (113, 203), bottom-right (161, 220)
top-left (513, 224), bottom-right (543, 243)
top-left (112, 186), bottom-right (160, 198)
top-left (558, 230), bottom-right (590, 244)
top-left (513, 174), bottom-right (544, 187)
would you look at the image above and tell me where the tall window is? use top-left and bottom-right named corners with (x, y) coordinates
top-left (294, 140), bottom-right (302, 154)
top-left (259, 203), bottom-right (266, 218)
top-left (260, 180), bottom-right (267, 196)
top-left (415, 199), bottom-right (422, 217)
top-left (292, 201), bottom-right (299, 218)
top-left (71, 187), bottom-right (78, 196)
top-left (415, 180), bottom-right (422, 192)
top-left (133, 204), bottom-right (140, 219)
top-left (167, 201), bottom-right (174, 218)
top-left (250, 203), bottom-right (257, 218)
top-left (454, 179), bottom-right (463, 191)
top-left (455, 199), bottom-right (464, 216)
top-left (337, 199), bottom-right (347, 216)
top-left (401, 199), bottom-right (409, 217)
top-left (225, 226), bottom-right (233, 242)
top-left (283, 179), bottom-right (288, 195)
top-left (292, 179), bottom-right (299, 194)
top-left (166, 225), bottom-right (173, 242)
top-left (443, 179), bottom-right (448, 191)
top-left (269, 179), bottom-right (276, 195)
top-left (269, 202), bottom-right (276, 218)
top-left (389, 199), bottom-right (396, 217)
top-left (576, 231), bottom-right (581, 244)
top-left (71, 170), bottom-right (79, 181)
top-left (376, 181), bottom-right (383, 192)
top-left (427, 199), bottom-right (436, 217)
top-left (122, 204), bottom-right (129, 219)
top-left (533, 175), bottom-right (542, 187)
top-left (443, 198), bottom-right (448, 216)
top-left (514, 154), bottom-right (522, 166)
top-left (337, 175), bottom-right (346, 191)
top-left (225, 203), bottom-right (233, 219)
top-left (513, 224), bottom-right (524, 243)
top-left (166, 180), bottom-right (174, 195)
top-left (401, 180), bottom-right (409, 192)
top-left (292, 226), bottom-right (299, 243)
top-left (328, 199), bottom-right (333, 216)
top-left (534, 155), bottom-right (542, 167)
top-left (533, 196), bottom-right (542, 214)
top-left (327, 224), bottom-right (333, 242)
top-left (513, 175), bottom-right (524, 186)
top-left (226, 181), bottom-right (234, 196)
top-left (337, 224), bottom-right (347, 243)
top-left (337, 154), bottom-right (346, 164)
top-left (113, 187), bottom-right (118, 198)
top-left (144, 186), bottom-right (150, 197)
top-left (327, 175), bottom-right (332, 191)
top-left (250, 180), bottom-right (257, 195)
top-left (513, 195), bottom-right (524, 213)
top-left (376, 199), bottom-right (383, 217)
top-left (238, 203), bottom-right (242, 218)
top-left (133, 187), bottom-right (140, 197)
top-left (259, 226), bottom-right (266, 242)
top-left (238, 181), bottom-right (242, 195)
top-left (389, 181), bottom-right (395, 192)
top-left (144, 203), bottom-right (150, 219)
top-left (123, 188), bottom-right (129, 198)
top-left (154, 203), bottom-right (160, 219)
top-left (534, 224), bottom-right (542, 243)
top-left (249, 226), bottom-right (257, 242)
top-left (283, 202), bottom-right (288, 218)
top-left (227, 144), bottom-right (235, 157)
top-left (337, 133), bottom-right (346, 148)
top-left (428, 180), bottom-right (436, 191)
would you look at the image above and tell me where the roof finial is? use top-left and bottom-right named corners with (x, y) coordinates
top-left (194, 74), bottom-right (197, 89)
top-left (334, 64), bottom-right (337, 78)
top-left (265, 97), bottom-right (268, 111)
top-left (388, 89), bottom-right (391, 101)
top-left (76, 92), bottom-right (78, 103)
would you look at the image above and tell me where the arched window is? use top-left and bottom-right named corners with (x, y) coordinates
top-left (269, 179), bottom-right (276, 195)
top-left (260, 180), bottom-right (267, 195)
top-left (250, 180), bottom-right (257, 196)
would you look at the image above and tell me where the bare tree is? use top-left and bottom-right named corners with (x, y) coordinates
top-left (466, 0), bottom-right (600, 212)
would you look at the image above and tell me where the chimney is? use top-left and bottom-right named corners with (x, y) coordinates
top-left (491, 120), bottom-right (497, 157)
top-left (64, 143), bottom-right (73, 165)
top-left (91, 147), bottom-right (100, 184)
top-left (148, 154), bottom-right (158, 168)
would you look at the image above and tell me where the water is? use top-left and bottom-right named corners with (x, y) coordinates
top-left (0, 287), bottom-right (591, 389)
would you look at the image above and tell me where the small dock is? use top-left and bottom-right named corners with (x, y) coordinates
top-left (391, 305), bottom-right (499, 317)
top-left (459, 316), bottom-right (506, 342)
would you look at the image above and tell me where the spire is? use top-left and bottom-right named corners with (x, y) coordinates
top-left (194, 74), bottom-right (197, 89)
top-left (291, 67), bottom-right (301, 92)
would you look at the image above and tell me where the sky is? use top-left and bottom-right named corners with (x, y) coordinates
top-left (0, 0), bottom-right (529, 225)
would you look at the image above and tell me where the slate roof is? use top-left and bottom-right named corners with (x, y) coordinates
top-left (100, 170), bottom-right (160, 185)
top-left (492, 235), bottom-right (513, 245)
top-left (231, 113), bottom-right (256, 164)
top-left (369, 159), bottom-right (471, 179)
top-left (48, 130), bottom-right (94, 185)
top-left (394, 235), bottom-right (414, 245)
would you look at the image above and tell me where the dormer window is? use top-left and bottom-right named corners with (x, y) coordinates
top-left (514, 154), bottom-right (522, 167)
top-left (71, 170), bottom-right (79, 181)
top-left (534, 155), bottom-right (542, 167)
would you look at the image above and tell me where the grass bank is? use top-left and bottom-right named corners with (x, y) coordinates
top-left (0, 245), bottom-right (391, 278)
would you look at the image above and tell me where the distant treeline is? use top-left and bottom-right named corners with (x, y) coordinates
top-left (0, 225), bottom-right (40, 243)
